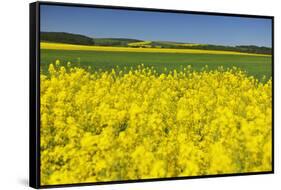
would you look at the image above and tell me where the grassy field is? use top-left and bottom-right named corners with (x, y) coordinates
top-left (41, 47), bottom-right (272, 81)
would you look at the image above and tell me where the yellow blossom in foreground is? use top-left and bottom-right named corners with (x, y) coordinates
top-left (40, 62), bottom-right (272, 185)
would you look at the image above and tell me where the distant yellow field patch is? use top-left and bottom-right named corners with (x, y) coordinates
top-left (179, 43), bottom-right (206, 47)
top-left (127, 41), bottom-right (152, 47)
top-left (41, 42), bottom-right (271, 57)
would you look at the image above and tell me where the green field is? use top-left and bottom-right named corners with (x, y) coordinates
top-left (41, 49), bottom-right (272, 81)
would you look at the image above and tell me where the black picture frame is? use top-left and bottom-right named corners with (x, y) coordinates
top-left (30, 1), bottom-right (274, 189)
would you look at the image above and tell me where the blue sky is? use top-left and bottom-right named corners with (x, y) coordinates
top-left (40, 5), bottom-right (272, 47)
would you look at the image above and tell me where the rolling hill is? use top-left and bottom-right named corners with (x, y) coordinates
top-left (40, 32), bottom-right (272, 55)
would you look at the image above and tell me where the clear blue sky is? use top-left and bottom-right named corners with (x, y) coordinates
top-left (40, 5), bottom-right (272, 47)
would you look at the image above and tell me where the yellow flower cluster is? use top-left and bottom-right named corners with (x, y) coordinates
top-left (40, 61), bottom-right (272, 185)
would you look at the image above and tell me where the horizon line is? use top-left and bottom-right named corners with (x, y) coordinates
top-left (40, 31), bottom-right (272, 48)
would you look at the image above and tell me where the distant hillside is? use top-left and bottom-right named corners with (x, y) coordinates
top-left (93, 38), bottom-right (142, 46)
top-left (41, 32), bottom-right (141, 46)
top-left (40, 32), bottom-right (272, 55)
top-left (41, 32), bottom-right (95, 45)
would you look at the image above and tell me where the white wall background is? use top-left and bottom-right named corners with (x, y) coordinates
top-left (0, 0), bottom-right (279, 189)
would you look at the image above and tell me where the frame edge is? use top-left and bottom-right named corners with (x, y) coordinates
top-left (30, 1), bottom-right (40, 189)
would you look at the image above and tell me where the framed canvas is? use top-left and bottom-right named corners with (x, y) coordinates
top-left (29, 1), bottom-right (274, 188)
